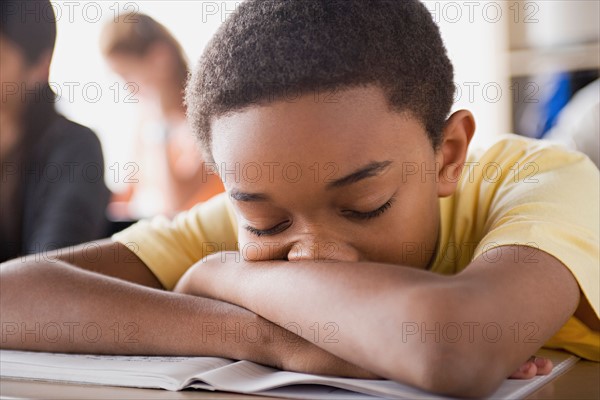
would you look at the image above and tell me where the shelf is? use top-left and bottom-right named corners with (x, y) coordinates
top-left (509, 42), bottom-right (600, 77)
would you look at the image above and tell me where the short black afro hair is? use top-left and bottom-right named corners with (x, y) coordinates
top-left (186, 0), bottom-right (454, 159)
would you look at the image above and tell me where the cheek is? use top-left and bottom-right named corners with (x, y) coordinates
top-left (394, 195), bottom-right (439, 267)
top-left (0, 54), bottom-right (25, 88)
top-left (0, 43), bottom-right (19, 76)
top-left (0, 70), bottom-right (27, 109)
top-left (359, 185), bottom-right (439, 267)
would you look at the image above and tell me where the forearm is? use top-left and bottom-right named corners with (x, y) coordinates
top-left (180, 258), bottom-right (448, 382)
top-left (180, 253), bottom-right (561, 396)
top-left (0, 259), bottom-right (257, 359)
top-left (0, 258), bottom-right (373, 377)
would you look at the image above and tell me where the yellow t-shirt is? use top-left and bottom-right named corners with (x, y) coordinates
top-left (113, 133), bottom-right (600, 361)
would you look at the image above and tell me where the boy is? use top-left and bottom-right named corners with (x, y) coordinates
top-left (1, 0), bottom-right (598, 397)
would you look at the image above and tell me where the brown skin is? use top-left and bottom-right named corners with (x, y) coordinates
top-left (174, 86), bottom-right (583, 396)
top-left (209, 87), bottom-right (446, 267)
top-left (0, 239), bottom-right (374, 378)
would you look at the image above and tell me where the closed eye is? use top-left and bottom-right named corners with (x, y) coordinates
top-left (244, 195), bottom-right (396, 236)
top-left (244, 220), bottom-right (291, 237)
top-left (343, 196), bottom-right (396, 220)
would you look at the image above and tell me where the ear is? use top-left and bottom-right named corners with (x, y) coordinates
top-left (436, 110), bottom-right (476, 197)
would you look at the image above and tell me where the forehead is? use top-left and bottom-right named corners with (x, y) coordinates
top-left (210, 86), bottom-right (433, 181)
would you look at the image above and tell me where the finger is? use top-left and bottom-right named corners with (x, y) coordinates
top-left (533, 357), bottom-right (553, 375)
top-left (509, 361), bottom-right (538, 379)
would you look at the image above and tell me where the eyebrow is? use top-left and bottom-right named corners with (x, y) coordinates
top-left (326, 160), bottom-right (393, 189)
top-left (230, 190), bottom-right (269, 202)
top-left (229, 160), bottom-right (393, 202)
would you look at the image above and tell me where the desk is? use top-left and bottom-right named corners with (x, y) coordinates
top-left (526, 359), bottom-right (599, 399)
top-left (1, 360), bottom-right (598, 399)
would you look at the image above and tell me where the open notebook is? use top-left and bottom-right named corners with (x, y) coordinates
top-left (0, 349), bottom-right (578, 399)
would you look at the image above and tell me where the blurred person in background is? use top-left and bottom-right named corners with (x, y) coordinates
top-left (0, 0), bottom-right (110, 262)
top-left (100, 13), bottom-right (223, 220)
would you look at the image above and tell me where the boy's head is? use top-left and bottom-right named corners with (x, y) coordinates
top-left (187, 0), bottom-right (455, 155)
top-left (187, 0), bottom-right (475, 267)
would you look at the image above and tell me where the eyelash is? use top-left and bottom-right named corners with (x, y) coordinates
top-left (244, 196), bottom-right (396, 237)
top-left (344, 196), bottom-right (396, 220)
top-left (244, 221), bottom-right (290, 237)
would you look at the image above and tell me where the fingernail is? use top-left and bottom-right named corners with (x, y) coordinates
top-left (520, 363), bottom-right (531, 373)
top-left (534, 358), bottom-right (546, 368)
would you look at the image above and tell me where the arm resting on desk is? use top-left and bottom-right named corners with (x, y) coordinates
top-left (0, 240), bottom-right (373, 378)
top-left (176, 245), bottom-right (580, 397)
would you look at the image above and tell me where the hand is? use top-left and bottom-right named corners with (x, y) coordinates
top-left (509, 356), bottom-right (553, 379)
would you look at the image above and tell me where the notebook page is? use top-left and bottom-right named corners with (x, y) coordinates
top-left (194, 360), bottom-right (448, 399)
top-left (0, 348), bottom-right (579, 398)
top-left (194, 349), bottom-right (578, 399)
top-left (254, 385), bottom-right (384, 399)
top-left (0, 350), bottom-right (230, 391)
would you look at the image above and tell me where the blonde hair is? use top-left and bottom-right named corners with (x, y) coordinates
top-left (100, 12), bottom-right (188, 89)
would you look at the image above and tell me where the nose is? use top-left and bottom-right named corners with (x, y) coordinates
top-left (286, 237), bottom-right (360, 263)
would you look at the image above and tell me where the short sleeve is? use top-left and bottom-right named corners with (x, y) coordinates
top-left (471, 137), bottom-right (600, 318)
top-left (112, 193), bottom-right (238, 290)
